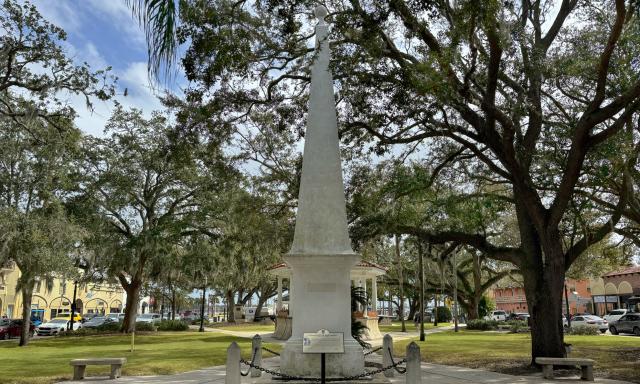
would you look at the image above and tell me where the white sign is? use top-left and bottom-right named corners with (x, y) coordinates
top-left (302, 329), bottom-right (344, 354)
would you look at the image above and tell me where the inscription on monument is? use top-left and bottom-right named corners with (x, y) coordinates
top-left (303, 330), bottom-right (345, 354)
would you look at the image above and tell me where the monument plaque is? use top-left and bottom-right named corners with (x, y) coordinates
top-left (303, 330), bottom-right (345, 354)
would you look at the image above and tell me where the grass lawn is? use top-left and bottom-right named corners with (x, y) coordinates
top-left (0, 331), bottom-right (281, 384)
top-left (378, 321), bottom-right (451, 333)
top-left (211, 323), bottom-right (276, 332)
top-left (394, 330), bottom-right (640, 383)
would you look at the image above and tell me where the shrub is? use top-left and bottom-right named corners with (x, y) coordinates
top-left (59, 328), bottom-right (97, 337)
top-left (568, 325), bottom-right (599, 335)
top-left (478, 296), bottom-right (496, 319)
top-left (466, 319), bottom-right (499, 330)
top-left (134, 321), bottom-right (156, 332)
top-left (508, 320), bottom-right (529, 333)
top-left (96, 321), bottom-right (121, 332)
top-left (157, 320), bottom-right (189, 331)
top-left (433, 306), bottom-right (452, 323)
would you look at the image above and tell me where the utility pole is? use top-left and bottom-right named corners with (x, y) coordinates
top-left (418, 240), bottom-right (425, 341)
top-left (69, 280), bottom-right (78, 331)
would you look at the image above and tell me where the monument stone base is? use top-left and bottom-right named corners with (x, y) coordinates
top-left (280, 337), bottom-right (365, 377)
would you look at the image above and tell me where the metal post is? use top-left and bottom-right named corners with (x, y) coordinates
top-left (69, 280), bottom-right (78, 331)
top-left (454, 248), bottom-right (459, 332)
top-left (321, 353), bottom-right (326, 384)
top-left (199, 285), bottom-right (206, 332)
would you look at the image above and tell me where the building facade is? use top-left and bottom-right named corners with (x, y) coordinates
top-left (490, 279), bottom-right (594, 315)
top-left (590, 266), bottom-right (640, 315)
top-left (0, 261), bottom-right (125, 321)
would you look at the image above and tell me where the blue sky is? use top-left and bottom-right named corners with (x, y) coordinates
top-left (29, 0), bottom-right (181, 137)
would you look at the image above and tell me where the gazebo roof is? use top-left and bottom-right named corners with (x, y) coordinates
top-left (268, 259), bottom-right (386, 278)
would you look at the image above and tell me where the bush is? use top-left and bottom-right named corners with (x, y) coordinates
top-left (157, 320), bottom-right (189, 331)
top-left (466, 319), bottom-right (499, 330)
top-left (478, 295), bottom-right (496, 319)
top-left (508, 320), bottom-right (529, 333)
top-left (59, 328), bottom-right (97, 337)
top-left (433, 306), bottom-right (452, 323)
top-left (134, 321), bottom-right (156, 332)
top-left (96, 321), bottom-right (121, 332)
top-left (568, 325), bottom-right (599, 335)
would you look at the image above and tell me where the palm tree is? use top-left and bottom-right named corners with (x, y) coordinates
top-left (126, 0), bottom-right (179, 81)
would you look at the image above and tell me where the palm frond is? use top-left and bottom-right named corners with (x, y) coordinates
top-left (126, 0), bottom-right (178, 83)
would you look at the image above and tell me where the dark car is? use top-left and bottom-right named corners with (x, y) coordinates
top-left (609, 313), bottom-right (640, 336)
top-left (0, 319), bottom-right (35, 340)
top-left (82, 317), bottom-right (116, 329)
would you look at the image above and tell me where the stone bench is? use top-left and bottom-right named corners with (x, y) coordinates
top-left (535, 357), bottom-right (595, 381)
top-left (69, 358), bottom-right (127, 380)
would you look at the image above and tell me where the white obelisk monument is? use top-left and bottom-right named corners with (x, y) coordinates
top-left (280, 5), bottom-right (364, 377)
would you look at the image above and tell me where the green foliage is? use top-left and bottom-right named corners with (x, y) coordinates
top-left (466, 319), bottom-right (499, 331)
top-left (96, 322), bottom-right (122, 332)
top-left (157, 319), bottom-right (189, 331)
top-left (568, 325), bottom-right (599, 336)
top-left (134, 322), bottom-right (157, 332)
top-left (478, 296), bottom-right (495, 319)
top-left (433, 306), bottom-right (452, 323)
top-left (507, 321), bottom-right (529, 333)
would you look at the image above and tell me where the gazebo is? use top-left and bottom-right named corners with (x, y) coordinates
top-left (268, 260), bottom-right (386, 340)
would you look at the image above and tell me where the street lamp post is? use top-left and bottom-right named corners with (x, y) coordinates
top-left (453, 248), bottom-right (459, 333)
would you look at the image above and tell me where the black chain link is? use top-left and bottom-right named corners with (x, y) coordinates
top-left (240, 348), bottom-right (258, 377)
top-left (239, 357), bottom-right (407, 382)
top-left (262, 346), bottom-right (281, 356)
top-left (364, 346), bottom-right (382, 356)
top-left (387, 347), bottom-right (407, 374)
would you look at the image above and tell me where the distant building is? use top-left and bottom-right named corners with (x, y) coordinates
top-left (0, 261), bottom-right (125, 321)
top-left (489, 278), bottom-right (594, 315)
top-left (590, 266), bottom-right (640, 315)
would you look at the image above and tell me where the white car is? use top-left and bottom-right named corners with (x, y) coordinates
top-left (36, 318), bottom-right (81, 336)
top-left (486, 310), bottom-right (507, 321)
top-left (570, 315), bottom-right (608, 333)
top-left (136, 313), bottom-right (161, 324)
top-left (604, 309), bottom-right (628, 323)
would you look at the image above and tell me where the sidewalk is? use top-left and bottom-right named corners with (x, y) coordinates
top-left (59, 356), bottom-right (634, 384)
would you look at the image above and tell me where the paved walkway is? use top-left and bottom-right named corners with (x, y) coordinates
top-left (57, 327), bottom-right (634, 384)
top-left (60, 357), bottom-right (633, 384)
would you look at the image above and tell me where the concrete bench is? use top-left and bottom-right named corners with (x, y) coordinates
top-left (69, 358), bottom-right (127, 380)
top-left (535, 357), bottom-right (595, 381)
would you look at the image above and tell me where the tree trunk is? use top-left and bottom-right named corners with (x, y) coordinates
top-left (171, 284), bottom-right (176, 320)
top-left (471, 253), bottom-right (483, 320)
top-left (254, 293), bottom-right (269, 322)
top-left (226, 290), bottom-right (236, 322)
top-left (19, 280), bottom-right (35, 346)
top-left (121, 281), bottom-right (141, 333)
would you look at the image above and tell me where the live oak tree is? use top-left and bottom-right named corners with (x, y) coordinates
top-left (163, 0), bottom-right (640, 361)
top-left (77, 106), bottom-right (234, 332)
top-left (0, 113), bottom-right (85, 346)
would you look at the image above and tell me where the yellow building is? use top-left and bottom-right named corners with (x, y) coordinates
top-left (0, 261), bottom-right (125, 321)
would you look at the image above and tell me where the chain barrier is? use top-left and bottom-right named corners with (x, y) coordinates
top-left (240, 348), bottom-right (258, 377)
top-left (363, 346), bottom-right (382, 356)
top-left (387, 347), bottom-right (406, 374)
top-left (262, 346), bottom-right (281, 356)
top-left (239, 356), bottom-right (407, 382)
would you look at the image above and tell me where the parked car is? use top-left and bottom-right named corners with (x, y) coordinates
top-left (36, 318), bottom-right (81, 336)
top-left (508, 312), bottom-right (530, 322)
top-left (136, 313), bottom-right (161, 324)
top-left (486, 310), bottom-right (507, 321)
top-left (82, 317), bottom-right (117, 329)
top-left (82, 313), bottom-right (101, 321)
top-left (0, 319), bottom-right (35, 340)
top-left (570, 315), bottom-right (608, 333)
top-left (604, 309), bottom-right (629, 323)
top-left (54, 312), bottom-right (83, 322)
top-left (609, 313), bottom-right (640, 336)
top-left (106, 313), bottom-right (125, 322)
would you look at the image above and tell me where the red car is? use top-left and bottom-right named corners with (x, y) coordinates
top-left (0, 319), bottom-right (35, 340)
